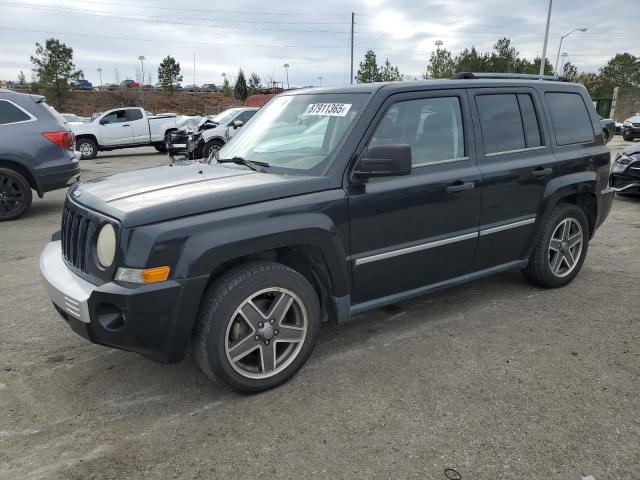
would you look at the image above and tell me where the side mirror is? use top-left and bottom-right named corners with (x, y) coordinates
top-left (353, 144), bottom-right (412, 179)
top-left (99, 119), bottom-right (107, 125)
top-left (232, 120), bottom-right (244, 129)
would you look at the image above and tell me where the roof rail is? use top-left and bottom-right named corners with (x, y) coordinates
top-left (452, 72), bottom-right (571, 82)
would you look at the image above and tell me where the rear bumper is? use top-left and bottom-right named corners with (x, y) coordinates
top-left (39, 240), bottom-right (208, 364)
top-left (36, 153), bottom-right (81, 193)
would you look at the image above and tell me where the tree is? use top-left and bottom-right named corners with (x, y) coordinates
top-left (30, 38), bottom-right (83, 108)
top-left (248, 72), bottom-right (262, 95)
top-left (222, 76), bottom-right (232, 96)
top-left (455, 47), bottom-right (489, 73)
top-left (114, 66), bottom-right (120, 85)
top-left (598, 53), bottom-right (640, 97)
top-left (357, 50), bottom-right (380, 83)
top-left (561, 61), bottom-right (578, 81)
top-left (234, 68), bottom-right (248, 101)
top-left (158, 56), bottom-right (182, 93)
top-left (379, 58), bottom-right (402, 82)
top-left (488, 38), bottom-right (520, 72)
top-left (424, 48), bottom-right (455, 79)
top-left (576, 72), bottom-right (606, 99)
top-left (17, 70), bottom-right (26, 86)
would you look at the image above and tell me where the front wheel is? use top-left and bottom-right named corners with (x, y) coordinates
top-left (194, 261), bottom-right (320, 393)
top-left (200, 139), bottom-right (224, 160)
top-left (623, 132), bottom-right (634, 142)
top-left (522, 204), bottom-right (589, 288)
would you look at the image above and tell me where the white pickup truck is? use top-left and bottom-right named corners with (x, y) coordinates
top-left (72, 107), bottom-right (192, 159)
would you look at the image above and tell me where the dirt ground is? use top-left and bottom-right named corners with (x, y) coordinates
top-left (0, 139), bottom-right (638, 479)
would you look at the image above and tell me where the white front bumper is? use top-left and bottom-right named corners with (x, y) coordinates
top-left (39, 241), bottom-right (96, 323)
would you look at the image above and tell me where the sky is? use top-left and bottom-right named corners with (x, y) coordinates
top-left (0, 0), bottom-right (637, 88)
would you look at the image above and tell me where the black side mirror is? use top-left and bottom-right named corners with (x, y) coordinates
top-left (232, 120), bottom-right (244, 129)
top-left (353, 144), bottom-right (412, 179)
top-left (99, 119), bottom-right (107, 125)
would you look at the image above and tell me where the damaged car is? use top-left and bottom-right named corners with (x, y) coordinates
top-left (610, 142), bottom-right (640, 194)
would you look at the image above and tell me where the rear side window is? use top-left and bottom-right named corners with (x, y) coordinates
top-left (517, 94), bottom-right (542, 148)
top-left (126, 109), bottom-right (143, 121)
top-left (0, 100), bottom-right (32, 125)
top-left (545, 92), bottom-right (594, 145)
top-left (476, 94), bottom-right (525, 154)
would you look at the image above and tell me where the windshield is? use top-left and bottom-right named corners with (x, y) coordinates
top-left (212, 109), bottom-right (241, 125)
top-left (218, 93), bottom-right (368, 174)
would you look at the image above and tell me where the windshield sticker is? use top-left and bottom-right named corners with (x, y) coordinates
top-left (302, 103), bottom-right (352, 117)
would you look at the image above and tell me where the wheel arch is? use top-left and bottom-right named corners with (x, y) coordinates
top-left (75, 134), bottom-right (98, 147)
top-left (0, 157), bottom-right (41, 197)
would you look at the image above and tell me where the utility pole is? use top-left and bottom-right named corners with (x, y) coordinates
top-left (539, 0), bottom-right (553, 77)
top-left (318, 76), bottom-right (322, 87)
top-left (193, 53), bottom-right (196, 114)
top-left (97, 67), bottom-right (102, 90)
top-left (283, 63), bottom-right (290, 89)
top-left (350, 12), bottom-right (355, 84)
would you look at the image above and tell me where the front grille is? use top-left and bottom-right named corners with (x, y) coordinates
top-left (61, 201), bottom-right (98, 273)
top-left (633, 122), bottom-right (640, 128)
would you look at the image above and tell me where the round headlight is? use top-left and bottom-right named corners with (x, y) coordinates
top-left (96, 223), bottom-right (116, 268)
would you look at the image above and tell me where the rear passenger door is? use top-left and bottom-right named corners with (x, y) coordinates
top-left (348, 90), bottom-right (481, 305)
top-left (469, 88), bottom-right (556, 271)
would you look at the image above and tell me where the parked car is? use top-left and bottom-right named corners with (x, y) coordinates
top-left (610, 142), bottom-right (640, 194)
top-left (104, 83), bottom-right (118, 91)
top-left (188, 107), bottom-right (258, 159)
top-left (200, 83), bottom-right (217, 92)
top-left (72, 79), bottom-right (93, 90)
top-left (39, 74), bottom-right (614, 393)
top-left (183, 84), bottom-right (200, 92)
top-left (599, 117), bottom-right (615, 144)
top-left (120, 79), bottom-right (140, 88)
top-left (71, 107), bottom-right (193, 159)
top-left (0, 90), bottom-right (79, 220)
top-left (622, 113), bottom-right (640, 141)
top-left (61, 113), bottom-right (88, 125)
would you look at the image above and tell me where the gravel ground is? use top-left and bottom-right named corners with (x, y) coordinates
top-left (1, 142), bottom-right (639, 480)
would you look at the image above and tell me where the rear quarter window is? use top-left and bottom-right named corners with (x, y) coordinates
top-left (0, 100), bottom-right (33, 125)
top-left (476, 94), bottom-right (525, 154)
top-left (545, 92), bottom-right (594, 145)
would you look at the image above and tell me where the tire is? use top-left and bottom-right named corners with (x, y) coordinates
top-left (0, 168), bottom-right (32, 221)
top-left (194, 261), bottom-right (321, 394)
top-left (154, 143), bottom-right (167, 153)
top-left (603, 129), bottom-right (609, 144)
top-left (623, 132), bottom-right (634, 142)
top-left (77, 137), bottom-right (98, 159)
top-left (522, 203), bottom-right (589, 288)
top-left (200, 139), bottom-right (224, 160)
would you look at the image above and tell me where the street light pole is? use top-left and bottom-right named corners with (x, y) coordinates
top-left (539, 0), bottom-right (553, 76)
top-left (560, 52), bottom-right (568, 74)
top-left (554, 28), bottom-right (587, 74)
top-left (138, 55), bottom-right (145, 107)
top-left (97, 67), bottom-right (102, 89)
top-left (318, 76), bottom-right (322, 87)
top-left (283, 63), bottom-right (290, 89)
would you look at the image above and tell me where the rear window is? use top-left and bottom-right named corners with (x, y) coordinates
top-left (127, 109), bottom-right (143, 121)
top-left (0, 100), bottom-right (32, 125)
top-left (546, 92), bottom-right (594, 145)
top-left (476, 94), bottom-right (525, 154)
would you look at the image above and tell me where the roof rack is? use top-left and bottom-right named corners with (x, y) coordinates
top-left (452, 72), bottom-right (571, 82)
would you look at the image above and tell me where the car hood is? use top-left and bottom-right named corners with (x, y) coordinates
top-left (625, 115), bottom-right (640, 123)
top-left (71, 162), bottom-right (330, 228)
top-left (622, 142), bottom-right (640, 157)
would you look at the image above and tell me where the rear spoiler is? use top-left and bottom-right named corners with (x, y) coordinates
top-left (30, 94), bottom-right (46, 103)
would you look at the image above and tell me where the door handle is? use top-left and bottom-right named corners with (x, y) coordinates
top-left (446, 181), bottom-right (475, 194)
top-left (121, 124), bottom-right (130, 127)
top-left (531, 167), bottom-right (553, 178)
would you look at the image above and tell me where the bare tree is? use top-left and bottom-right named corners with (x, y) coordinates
top-left (114, 66), bottom-right (120, 85)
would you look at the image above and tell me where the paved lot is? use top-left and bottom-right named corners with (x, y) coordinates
top-left (1, 142), bottom-right (639, 479)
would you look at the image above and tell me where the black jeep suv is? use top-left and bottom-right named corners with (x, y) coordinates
top-left (40, 75), bottom-right (614, 393)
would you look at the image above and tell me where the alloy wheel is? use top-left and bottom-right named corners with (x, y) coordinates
top-left (548, 217), bottom-right (583, 278)
top-left (0, 173), bottom-right (25, 218)
top-left (80, 143), bottom-right (94, 156)
top-left (224, 287), bottom-right (308, 379)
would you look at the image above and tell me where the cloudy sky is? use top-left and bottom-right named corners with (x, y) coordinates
top-left (1, 0), bottom-right (637, 87)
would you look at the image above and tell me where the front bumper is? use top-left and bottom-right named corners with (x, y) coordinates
top-left (623, 127), bottom-right (640, 138)
top-left (39, 241), bottom-right (208, 363)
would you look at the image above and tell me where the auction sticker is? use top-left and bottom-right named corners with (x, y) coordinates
top-left (302, 103), bottom-right (352, 117)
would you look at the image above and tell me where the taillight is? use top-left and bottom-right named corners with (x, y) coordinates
top-left (42, 131), bottom-right (75, 150)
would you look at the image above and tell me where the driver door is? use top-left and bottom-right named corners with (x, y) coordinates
top-left (100, 109), bottom-right (134, 146)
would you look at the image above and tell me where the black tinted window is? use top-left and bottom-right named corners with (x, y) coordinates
top-left (370, 96), bottom-right (465, 165)
top-left (0, 100), bottom-right (31, 124)
top-left (517, 94), bottom-right (542, 148)
top-left (235, 110), bottom-right (256, 123)
top-left (476, 94), bottom-right (525, 154)
top-left (546, 92), bottom-right (594, 145)
top-left (126, 109), bottom-right (143, 121)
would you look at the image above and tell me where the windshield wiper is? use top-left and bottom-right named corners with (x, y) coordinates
top-left (218, 156), bottom-right (269, 173)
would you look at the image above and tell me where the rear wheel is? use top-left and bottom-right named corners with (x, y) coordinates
top-left (0, 168), bottom-right (32, 221)
top-left (522, 204), bottom-right (589, 288)
top-left (194, 261), bottom-right (320, 393)
top-left (623, 131), bottom-right (634, 142)
top-left (154, 143), bottom-right (167, 153)
top-left (77, 138), bottom-right (98, 159)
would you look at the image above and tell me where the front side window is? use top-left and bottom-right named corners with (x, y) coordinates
top-left (476, 94), bottom-right (526, 154)
top-left (235, 110), bottom-right (257, 124)
top-left (0, 100), bottom-right (32, 125)
top-left (102, 110), bottom-right (127, 124)
top-left (369, 96), bottom-right (465, 165)
top-left (218, 94), bottom-right (368, 174)
top-left (545, 92), bottom-right (594, 145)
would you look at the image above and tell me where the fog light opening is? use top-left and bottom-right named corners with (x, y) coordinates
top-left (95, 303), bottom-right (125, 331)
